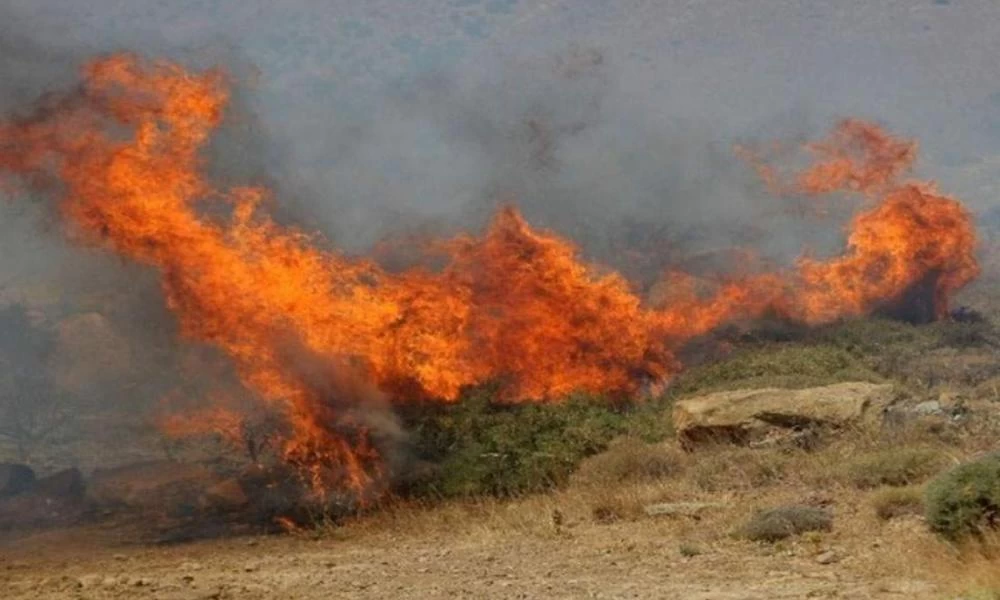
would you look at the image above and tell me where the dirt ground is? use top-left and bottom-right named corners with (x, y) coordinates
top-left (0, 505), bottom-right (944, 600)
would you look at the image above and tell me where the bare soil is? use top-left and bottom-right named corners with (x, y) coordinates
top-left (0, 499), bottom-right (943, 600)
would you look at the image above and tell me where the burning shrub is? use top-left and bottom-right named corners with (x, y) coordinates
top-left (925, 453), bottom-right (1000, 541)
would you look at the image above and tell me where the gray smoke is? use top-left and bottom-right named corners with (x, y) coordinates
top-left (2, 0), bottom-right (999, 476)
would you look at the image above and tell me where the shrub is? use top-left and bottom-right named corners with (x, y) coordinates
top-left (844, 449), bottom-right (945, 489)
top-left (571, 438), bottom-right (684, 487)
top-left (871, 486), bottom-right (924, 520)
top-left (925, 453), bottom-right (1000, 541)
top-left (736, 505), bottom-right (832, 542)
top-left (671, 344), bottom-right (880, 395)
top-left (690, 448), bottom-right (788, 492)
top-left (398, 387), bottom-right (672, 498)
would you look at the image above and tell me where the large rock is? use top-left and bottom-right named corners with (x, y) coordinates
top-left (0, 463), bottom-right (36, 498)
top-left (87, 461), bottom-right (221, 516)
top-left (673, 382), bottom-right (894, 449)
top-left (0, 468), bottom-right (86, 531)
top-left (34, 468), bottom-right (86, 499)
top-left (0, 491), bottom-right (87, 531)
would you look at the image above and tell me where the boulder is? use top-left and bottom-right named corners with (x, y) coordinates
top-left (33, 468), bottom-right (85, 499)
top-left (87, 461), bottom-right (221, 516)
top-left (0, 463), bottom-right (36, 498)
top-left (673, 382), bottom-right (894, 449)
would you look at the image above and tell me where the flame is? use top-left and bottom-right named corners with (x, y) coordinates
top-left (0, 55), bottom-right (979, 498)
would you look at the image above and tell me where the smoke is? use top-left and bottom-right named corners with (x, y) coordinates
top-left (286, 42), bottom-right (824, 283)
top-left (0, 1), bottom-right (987, 496)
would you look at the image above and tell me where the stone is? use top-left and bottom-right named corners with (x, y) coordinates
top-left (643, 502), bottom-right (727, 518)
top-left (913, 401), bottom-right (943, 416)
top-left (0, 464), bottom-right (35, 498)
top-left (77, 574), bottom-right (103, 588)
top-left (87, 460), bottom-right (220, 515)
top-left (815, 551), bottom-right (839, 565)
top-left (673, 382), bottom-right (894, 449)
top-left (33, 468), bottom-right (85, 499)
top-left (0, 489), bottom-right (87, 531)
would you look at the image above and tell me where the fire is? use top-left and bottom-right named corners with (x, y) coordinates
top-left (0, 55), bottom-right (979, 498)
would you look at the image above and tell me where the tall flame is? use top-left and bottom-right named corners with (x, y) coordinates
top-left (0, 55), bottom-right (979, 495)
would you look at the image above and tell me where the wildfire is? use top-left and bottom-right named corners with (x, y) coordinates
top-left (0, 55), bottom-right (979, 497)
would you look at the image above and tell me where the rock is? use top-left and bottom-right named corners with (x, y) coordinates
top-left (0, 464), bottom-right (35, 498)
top-left (913, 401), bottom-right (942, 416)
top-left (87, 460), bottom-right (220, 515)
top-left (0, 489), bottom-right (87, 531)
top-left (815, 551), bottom-right (839, 565)
top-left (643, 502), bottom-right (727, 518)
top-left (33, 468), bottom-right (85, 499)
top-left (673, 382), bottom-right (894, 449)
top-left (77, 574), bottom-right (103, 588)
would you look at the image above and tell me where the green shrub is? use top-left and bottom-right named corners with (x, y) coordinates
top-left (844, 449), bottom-right (944, 489)
top-left (671, 344), bottom-right (880, 395)
top-left (736, 505), bottom-right (832, 542)
top-left (871, 486), bottom-right (924, 520)
top-left (398, 387), bottom-right (672, 498)
top-left (925, 453), bottom-right (1000, 541)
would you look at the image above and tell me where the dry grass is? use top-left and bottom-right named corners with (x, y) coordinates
top-left (319, 393), bottom-right (1000, 597)
top-left (571, 438), bottom-right (686, 487)
top-left (842, 448), bottom-right (946, 489)
top-left (870, 486), bottom-right (925, 520)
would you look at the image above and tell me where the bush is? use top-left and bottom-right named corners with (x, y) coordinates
top-left (736, 505), bottom-right (832, 542)
top-left (871, 486), bottom-right (924, 520)
top-left (397, 387), bottom-right (672, 498)
top-left (671, 344), bottom-right (880, 395)
top-left (925, 453), bottom-right (1000, 541)
top-left (571, 438), bottom-right (684, 487)
top-left (690, 448), bottom-right (788, 492)
top-left (844, 449), bottom-right (944, 489)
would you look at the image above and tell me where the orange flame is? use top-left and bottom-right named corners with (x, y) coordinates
top-left (0, 55), bottom-right (979, 497)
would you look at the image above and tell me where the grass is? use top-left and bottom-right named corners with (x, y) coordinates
top-left (842, 448), bottom-right (946, 489)
top-left (277, 312), bottom-right (1000, 596)
top-left (670, 344), bottom-right (882, 395)
top-left (871, 486), bottom-right (925, 520)
top-left (571, 438), bottom-right (685, 487)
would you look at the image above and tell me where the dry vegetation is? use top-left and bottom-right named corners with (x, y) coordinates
top-left (6, 312), bottom-right (1000, 597)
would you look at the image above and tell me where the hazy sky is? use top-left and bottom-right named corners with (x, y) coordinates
top-left (6, 1), bottom-right (1000, 165)
top-left (4, 0), bottom-right (1000, 256)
